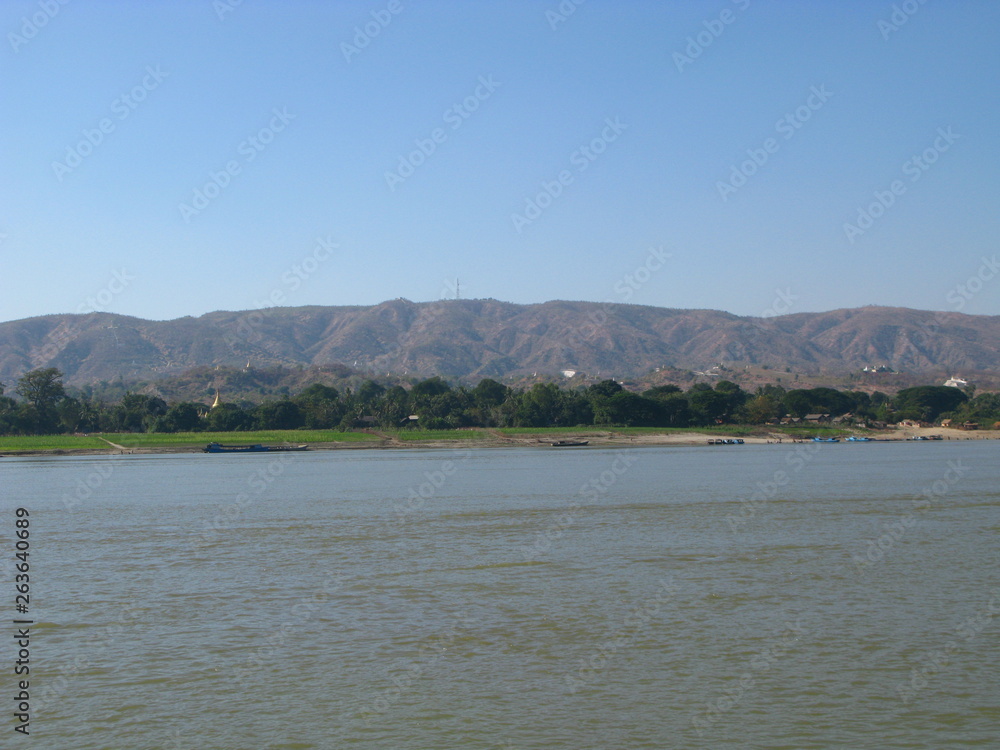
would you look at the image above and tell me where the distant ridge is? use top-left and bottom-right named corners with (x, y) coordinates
top-left (0, 299), bottom-right (997, 385)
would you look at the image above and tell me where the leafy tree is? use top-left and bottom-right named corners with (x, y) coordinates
top-left (588, 379), bottom-right (624, 399)
top-left (296, 384), bottom-right (342, 428)
top-left (473, 378), bottom-right (509, 408)
top-left (255, 400), bottom-right (304, 430)
top-left (410, 376), bottom-right (451, 401)
top-left (374, 385), bottom-right (411, 428)
top-left (112, 393), bottom-right (168, 432)
top-left (689, 389), bottom-right (731, 425)
top-left (714, 381), bottom-right (749, 416)
top-left (594, 391), bottom-right (661, 426)
top-left (356, 380), bottom-right (386, 406)
top-left (57, 396), bottom-right (83, 433)
top-left (643, 385), bottom-right (682, 400)
top-left (737, 395), bottom-right (782, 424)
top-left (782, 388), bottom-right (852, 417)
top-left (893, 386), bottom-right (967, 422)
top-left (16, 368), bottom-right (65, 409)
top-left (163, 403), bottom-right (202, 432)
top-left (16, 368), bottom-right (66, 432)
top-left (658, 393), bottom-right (691, 426)
top-left (204, 403), bottom-right (253, 431)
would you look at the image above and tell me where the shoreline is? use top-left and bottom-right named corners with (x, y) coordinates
top-left (2, 426), bottom-right (997, 457)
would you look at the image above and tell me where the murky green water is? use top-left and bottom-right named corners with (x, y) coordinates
top-left (2, 442), bottom-right (998, 748)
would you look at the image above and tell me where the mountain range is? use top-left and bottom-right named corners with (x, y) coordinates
top-left (0, 299), bottom-right (996, 387)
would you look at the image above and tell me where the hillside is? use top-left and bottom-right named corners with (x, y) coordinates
top-left (0, 300), bottom-right (997, 387)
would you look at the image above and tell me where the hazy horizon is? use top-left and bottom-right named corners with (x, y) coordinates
top-left (3, 1), bottom-right (998, 324)
top-left (3, 295), bottom-right (1000, 327)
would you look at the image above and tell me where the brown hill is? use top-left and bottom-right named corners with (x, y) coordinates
top-left (0, 300), bottom-right (996, 387)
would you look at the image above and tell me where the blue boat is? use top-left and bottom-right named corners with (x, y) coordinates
top-left (812, 437), bottom-right (839, 443)
top-left (203, 443), bottom-right (308, 453)
top-left (845, 436), bottom-right (873, 442)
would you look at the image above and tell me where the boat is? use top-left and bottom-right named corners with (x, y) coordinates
top-left (908, 435), bottom-right (930, 441)
top-left (708, 438), bottom-right (744, 445)
top-left (845, 436), bottom-right (873, 442)
top-left (203, 443), bottom-right (309, 453)
top-left (812, 437), bottom-right (840, 443)
top-left (550, 440), bottom-right (589, 447)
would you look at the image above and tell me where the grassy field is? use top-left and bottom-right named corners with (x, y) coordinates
top-left (497, 424), bottom-right (854, 438)
top-left (102, 430), bottom-right (379, 448)
top-left (495, 427), bottom-right (610, 436)
top-left (393, 430), bottom-right (487, 441)
top-left (0, 424), bottom-right (860, 453)
top-left (0, 435), bottom-right (113, 452)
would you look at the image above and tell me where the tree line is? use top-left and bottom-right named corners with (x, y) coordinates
top-left (1, 367), bottom-right (996, 436)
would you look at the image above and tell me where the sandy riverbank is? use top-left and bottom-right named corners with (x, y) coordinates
top-left (2, 425), bottom-right (998, 457)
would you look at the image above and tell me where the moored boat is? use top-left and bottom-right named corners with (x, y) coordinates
top-left (203, 443), bottom-right (309, 453)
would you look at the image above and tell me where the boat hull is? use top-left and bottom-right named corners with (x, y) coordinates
top-left (203, 443), bottom-right (309, 453)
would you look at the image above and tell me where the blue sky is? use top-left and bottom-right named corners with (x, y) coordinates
top-left (2, 0), bottom-right (998, 323)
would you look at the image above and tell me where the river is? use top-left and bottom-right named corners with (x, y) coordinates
top-left (1, 442), bottom-right (998, 748)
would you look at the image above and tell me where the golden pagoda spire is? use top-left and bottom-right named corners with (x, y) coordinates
top-left (211, 388), bottom-right (222, 409)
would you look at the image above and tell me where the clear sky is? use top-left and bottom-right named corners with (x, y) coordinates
top-left (2, 0), bottom-right (998, 324)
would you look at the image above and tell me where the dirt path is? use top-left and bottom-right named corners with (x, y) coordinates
top-left (97, 437), bottom-right (132, 453)
top-left (365, 429), bottom-right (404, 444)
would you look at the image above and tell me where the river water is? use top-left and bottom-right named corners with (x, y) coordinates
top-left (1, 442), bottom-right (998, 749)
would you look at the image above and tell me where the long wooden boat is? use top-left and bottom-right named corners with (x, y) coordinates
top-left (203, 443), bottom-right (309, 453)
